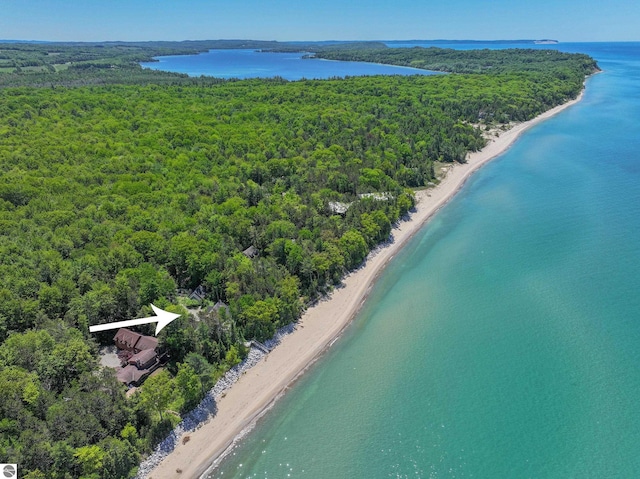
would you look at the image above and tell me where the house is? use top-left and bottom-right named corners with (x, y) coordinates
top-left (113, 328), bottom-right (161, 387)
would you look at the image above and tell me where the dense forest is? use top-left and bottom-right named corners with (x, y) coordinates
top-left (0, 43), bottom-right (598, 478)
top-left (312, 46), bottom-right (598, 75)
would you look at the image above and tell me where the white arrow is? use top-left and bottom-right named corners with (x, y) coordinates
top-left (89, 304), bottom-right (181, 335)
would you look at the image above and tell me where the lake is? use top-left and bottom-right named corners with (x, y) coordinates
top-left (140, 48), bottom-right (441, 80)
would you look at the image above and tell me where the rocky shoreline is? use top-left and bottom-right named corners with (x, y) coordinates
top-left (135, 323), bottom-right (296, 478)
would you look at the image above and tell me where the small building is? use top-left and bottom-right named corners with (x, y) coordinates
top-left (201, 300), bottom-right (232, 329)
top-left (242, 245), bottom-right (259, 259)
top-left (189, 284), bottom-right (206, 301)
top-left (206, 300), bottom-right (230, 316)
top-left (328, 201), bottom-right (351, 215)
top-left (358, 192), bottom-right (393, 201)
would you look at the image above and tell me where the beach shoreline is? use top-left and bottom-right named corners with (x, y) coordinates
top-left (145, 90), bottom-right (586, 479)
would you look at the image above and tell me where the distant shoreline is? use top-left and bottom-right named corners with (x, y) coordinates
top-left (145, 88), bottom-right (588, 479)
top-left (384, 39), bottom-right (558, 44)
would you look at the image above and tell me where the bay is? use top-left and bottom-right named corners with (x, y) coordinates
top-left (140, 49), bottom-right (440, 80)
top-left (206, 43), bottom-right (640, 478)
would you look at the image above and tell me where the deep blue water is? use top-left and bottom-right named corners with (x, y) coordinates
top-left (199, 43), bottom-right (640, 478)
top-left (140, 49), bottom-right (440, 80)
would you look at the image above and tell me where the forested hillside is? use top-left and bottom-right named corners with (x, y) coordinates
top-left (0, 45), bottom-right (597, 478)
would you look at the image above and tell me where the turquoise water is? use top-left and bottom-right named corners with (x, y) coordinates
top-left (207, 43), bottom-right (640, 478)
top-left (140, 49), bottom-right (440, 80)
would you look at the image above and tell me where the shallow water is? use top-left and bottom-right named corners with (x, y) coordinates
top-left (207, 43), bottom-right (640, 478)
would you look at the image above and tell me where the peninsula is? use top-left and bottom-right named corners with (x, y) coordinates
top-left (0, 42), bottom-right (597, 478)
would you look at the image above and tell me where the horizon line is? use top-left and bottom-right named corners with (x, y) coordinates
top-left (1, 38), bottom-right (637, 45)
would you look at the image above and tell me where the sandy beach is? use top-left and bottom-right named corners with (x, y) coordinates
top-left (146, 91), bottom-right (585, 479)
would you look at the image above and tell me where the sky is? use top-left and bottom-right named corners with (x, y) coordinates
top-left (1, 0), bottom-right (638, 43)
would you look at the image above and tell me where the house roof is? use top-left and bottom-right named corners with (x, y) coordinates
top-left (213, 300), bottom-right (229, 311)
top-left (205, 300), bottom-right (231, 319)
top-left (116, 364), bottom-right (149, 385)
top-left (114, 328), bottom-right (158, 352)
top-left (358, 192), bottom-right (393, 201)
top-left (328, 201), bottom-right (352, 215)
top-left (212, 300), bottom-right (229, 312)
top-left (114, 328), bottom-right (142, 349)
top-left (135, 335), bottom-right (158, 351)
top-left (128, 349), bottom-right (158, 367)
top-left (189, 284), bottom-right (206, 301)
top-left (242, 245), bottom-right (258, 258)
